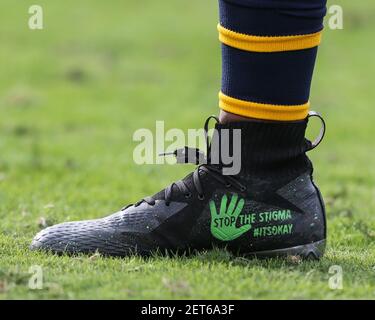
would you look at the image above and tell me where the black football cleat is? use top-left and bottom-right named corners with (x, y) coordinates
top-left (30, 113), bottom-right (327, 259)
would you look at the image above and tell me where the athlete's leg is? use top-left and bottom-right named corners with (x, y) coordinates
top-left (31, 1), bottom-right (328, 259)
top-left (215, 0), bottom-right (328, 256)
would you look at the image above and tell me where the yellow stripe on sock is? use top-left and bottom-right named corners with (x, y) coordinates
top-left (218, 24), bottom-right (322, 53)
top-left (219, 92), bottom-right (309, 121)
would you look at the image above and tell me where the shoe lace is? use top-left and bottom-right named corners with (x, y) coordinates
top-left (132, 116), bottom-right (246, 208)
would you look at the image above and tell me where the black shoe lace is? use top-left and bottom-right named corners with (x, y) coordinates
top-left (131, 116), bottom-right (246, 208)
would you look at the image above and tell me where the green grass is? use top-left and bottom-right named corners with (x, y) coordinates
top-left (0, 0), bottom-right (374, 299)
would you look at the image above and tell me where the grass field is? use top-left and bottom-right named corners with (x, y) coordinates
top-left (0, 0), bottom-right (374, 299)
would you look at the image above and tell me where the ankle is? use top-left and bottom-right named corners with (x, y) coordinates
top-left (219, 110), bottom-right (305, 125)
top-left (219, 110), bottom-right (256, 123)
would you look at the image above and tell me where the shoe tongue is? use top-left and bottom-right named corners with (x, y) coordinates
top-left (212, 119), bottom-right (312, 175)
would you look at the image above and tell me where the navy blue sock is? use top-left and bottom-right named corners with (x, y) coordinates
top-left (218, 0), bottom-right (327, 121)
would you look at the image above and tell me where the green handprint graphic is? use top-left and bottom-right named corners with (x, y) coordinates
top-left (210, 194), bottom-right (251, 241)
